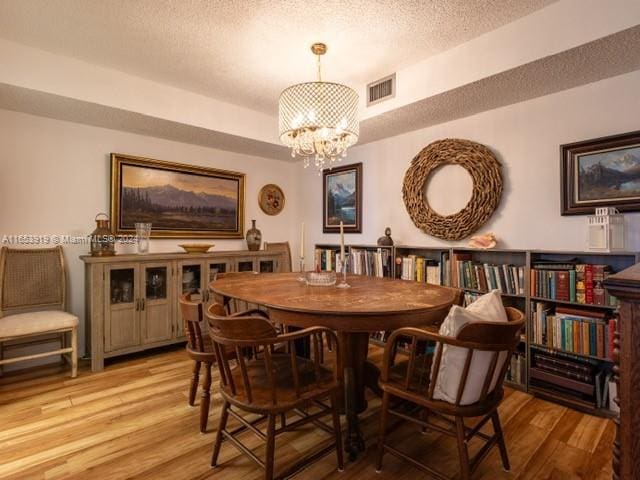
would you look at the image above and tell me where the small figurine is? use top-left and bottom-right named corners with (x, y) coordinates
top-left (468, 232), bottom-right (497, 249)
top-left (377, 227), bottom-right (394, 246)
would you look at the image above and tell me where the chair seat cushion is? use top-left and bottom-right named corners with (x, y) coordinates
top-left (220, 353), bottom-right (338, 412)
top-left (0, 311), bottom-right (78, 338)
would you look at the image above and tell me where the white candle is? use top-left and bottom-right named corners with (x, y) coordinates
top-left (300, 222), bottom-right (305, 259)
top-left (340, 221), bottom-right (345, 262)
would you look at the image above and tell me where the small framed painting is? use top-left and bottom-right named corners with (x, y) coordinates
top-left (561, 131), bottom-right (640, 215)
top-left (323, 162), bottom-right (362, 233)
top-left (258, 184), bottom-right (285, 215)
top-left (111, 153), bottom-right (245, 238)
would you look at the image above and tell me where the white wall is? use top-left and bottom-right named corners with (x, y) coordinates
top-left (0, 109), bottom-right (300, 356)
top-left (302, 70), bottom-right (640, 254)
top-left (2, 69), bottom-right (640, 359)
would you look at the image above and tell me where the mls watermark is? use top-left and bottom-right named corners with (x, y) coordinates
top-left (1, 234), bottom-right (137, 245)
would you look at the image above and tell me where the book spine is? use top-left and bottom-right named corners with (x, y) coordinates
top-left (585, 264), bottom-right (594, 304)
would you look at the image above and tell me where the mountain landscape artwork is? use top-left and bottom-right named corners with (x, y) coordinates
top-left (111, 154), bottom-right (245, 238)
top-left (561, 132), bottom-right (640, 215)
top-left (323, 162), bottom-right (362, 233)
top-left (327, 172), bottom-right (357, 225)
top-left (577, 145), bottom-right (640, 202)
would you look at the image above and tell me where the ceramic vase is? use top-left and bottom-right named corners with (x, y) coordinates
top-left (246, 219), bottom-right (262, 251)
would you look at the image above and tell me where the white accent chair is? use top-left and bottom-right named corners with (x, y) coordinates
top-left (0, 246), bottom-right (78, 377)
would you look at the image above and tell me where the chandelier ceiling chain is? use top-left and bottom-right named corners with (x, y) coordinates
top-left (278, 43), bottom-right (359, 174)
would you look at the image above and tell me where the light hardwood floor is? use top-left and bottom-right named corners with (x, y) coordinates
top-left (0, 346), bottom-right (613, 480)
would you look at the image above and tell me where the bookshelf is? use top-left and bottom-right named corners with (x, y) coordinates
top-left (526, 250), bottom-right (637, 417)
top-left (314, 243), bottom-right (639, 416)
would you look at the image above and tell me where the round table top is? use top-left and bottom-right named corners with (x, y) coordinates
top-left (210, 272), bottom-right (459, 331)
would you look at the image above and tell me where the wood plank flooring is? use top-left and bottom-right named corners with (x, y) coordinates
top-left (0, 346), bottom-right (613, 479)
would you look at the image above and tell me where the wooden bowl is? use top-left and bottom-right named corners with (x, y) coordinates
top-left (179, 244), bottom-right (214, 254)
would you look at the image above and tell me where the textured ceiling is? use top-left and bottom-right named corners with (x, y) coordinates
top-left (0, 0), bottom-right (556, 114)
top-left (4, 25), bottom-right (638, 163)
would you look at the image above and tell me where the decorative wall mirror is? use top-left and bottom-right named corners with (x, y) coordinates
top-left (402, 138), bottom-right (503, 241)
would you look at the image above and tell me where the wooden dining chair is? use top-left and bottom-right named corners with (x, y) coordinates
top-left (264, 241), bottom-right (292, 273)
top-left (205, 305), bottom-right (344, 480)
top-left (376, 307), bottom-right (525, 480)
top-left (179, 293), bottom-right (270, 433)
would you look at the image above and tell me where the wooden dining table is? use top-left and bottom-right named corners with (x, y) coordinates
top-left (209, 272), bottom-right (460, 460)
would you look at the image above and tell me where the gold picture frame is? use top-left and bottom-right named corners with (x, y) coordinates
top-left (110, 153), bottom-right (245, 238)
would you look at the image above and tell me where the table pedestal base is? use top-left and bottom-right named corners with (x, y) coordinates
top-left (339, 332), bottom-right (378, 461)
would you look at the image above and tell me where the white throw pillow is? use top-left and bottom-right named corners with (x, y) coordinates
top-left (432, 290), bottom-right (509, 405)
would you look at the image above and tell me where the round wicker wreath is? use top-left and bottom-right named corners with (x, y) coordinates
top-left (402, 139), bottom-right (502, 241)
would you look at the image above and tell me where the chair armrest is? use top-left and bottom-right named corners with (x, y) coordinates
top-left (381, 327), bottom-right (467, 383)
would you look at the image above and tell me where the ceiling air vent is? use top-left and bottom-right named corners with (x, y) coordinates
top-left (367, 73), bottom-right (396, 107)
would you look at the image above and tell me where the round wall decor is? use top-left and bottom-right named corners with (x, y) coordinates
top-left (402, 138), bottom-right (503, 241)
top-left (258, 184), bottom-right (285, 215)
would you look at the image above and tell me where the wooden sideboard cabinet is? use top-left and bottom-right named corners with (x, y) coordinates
top-left (81, 250), bottom-right (285, 371)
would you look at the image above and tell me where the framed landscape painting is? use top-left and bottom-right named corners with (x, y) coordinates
top-left (323, 162), bottom-right (362, 233)
top-left (561, 131), bottom-right (640, 215)
top-left (110, 153), bottom-right (245, 238)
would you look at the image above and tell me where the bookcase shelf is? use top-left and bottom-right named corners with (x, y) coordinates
top-left (464, 287), bottom-right (525, 299)
top-left (314, 242), bottom-right (638, 417)
top-left (529, 296), bottom-right (618, 310)
top-left (530, 342), bottom-right (614, 364)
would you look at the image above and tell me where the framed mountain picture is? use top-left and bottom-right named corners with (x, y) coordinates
top-left (322, 162), bottom-right (362, 233)
top-left (110, 153), bottom-right (245, 238)
top-left (561, 131), bottom-right (640, 215)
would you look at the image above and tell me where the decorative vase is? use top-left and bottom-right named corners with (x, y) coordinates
top-left (90, 213), bottom-right (116, 256)
top-left (246, 219), bottom-right (262, 251)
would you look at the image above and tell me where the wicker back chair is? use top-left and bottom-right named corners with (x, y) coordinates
top-left (206, 305), bottom-right (344, 480)
top-left (0, 246), bottom-right (78, 377)
top-left (264, 241), bottom-right (292, 273)
top-left (376, 307), bottom-right (525, 479)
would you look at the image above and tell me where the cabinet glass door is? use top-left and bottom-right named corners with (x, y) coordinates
top-left (208, 261), bottom-right (228, 281)
top-left (142, 263), bottom-right (173, 344)
top-left (145, 267), bottom-right (167, 300)
top-left (105, 265), bottom-right (140, 352)
top-left (181, 263), bottom-right (203, 297)
top-left (259, 259), bottom-right (276, 273)
top-left (110, 268), bottom-right (135, 305)
top-left (237, 259), bottom-right (255, 272)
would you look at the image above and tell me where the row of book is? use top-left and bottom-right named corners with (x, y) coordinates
top-left (350, 248), bottom-right (392, 277)
top-left (314, 248), bottom-right (338, 272)
top-left (529, 347), bottom-right (616, 411)
top-left (395, 252), bottom-right (449, 285)
top-left (314, 247), bottom-right (392, 277)
top-left (531, 302), bottom-right (615, 360)
top-left (451, 253), bottom-right (525, 295)
top-left (506, 353), bottom-right (526, 386)
top-left (530, 261), bottom-right (617, 306)
top-left (463, 291), bottom-right (482, 306)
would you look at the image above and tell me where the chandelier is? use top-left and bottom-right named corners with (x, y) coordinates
top-left (278, 43), bottom-right (359, 173)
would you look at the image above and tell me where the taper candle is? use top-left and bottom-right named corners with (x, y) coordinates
top-left (300, 222), bottom-right (305, 258)
top-left (340, 221), bottom-right (345, 262)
